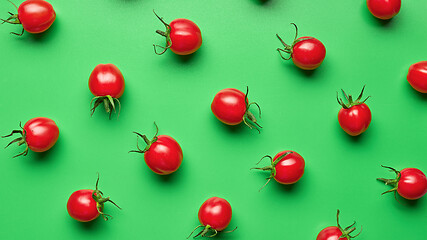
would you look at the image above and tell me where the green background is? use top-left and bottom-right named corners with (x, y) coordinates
top-left (1, 0), bottom-right (427, 239)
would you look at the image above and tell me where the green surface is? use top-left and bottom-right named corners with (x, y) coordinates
top-left (1, 0), bottom-right (427, 239)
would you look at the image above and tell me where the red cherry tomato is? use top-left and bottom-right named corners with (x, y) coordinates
top-left (88, 63), bottom-right (125, 118)
top-left (407, 61), bottom-right (427, 93)
top-left (378, 166), bottom-right (427, 200)
top-left (337, 86), bottom-right (371, 136)
top-left (2, 117), bottom-right (59, 157)
top-left (67, 174), bottom-right (121, 222)
top-left (252, 150), bottom-right (305, 190)
top-left (367, 0), bottom-right (401, 20)
top-left (211, 87), bottom-right (262, 132)
top-left (317, 210), bottom-right (362, 240)
top-left (1, 0), bottom-right (56, 36)
top-left (277, 23), bottom-right (326, 70)
top-left (153, 11), bottom-right (202, 55)
top-left (188, 197), bottom-right (236, 238)
top-left (130, 123), bottom-right (183, 175)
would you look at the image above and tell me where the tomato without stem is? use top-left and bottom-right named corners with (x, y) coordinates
top-left (211, 87), bottom-right (262, 132)
top-left (407, 61), bottom-right (427, 93)
top-left (367, 0), bottom-right (401, 20)
top-left (89, 63), bottom-right (125, 118)
top-left (130, 122), bottom-right (183, 175)
top-left (2, 117), bottom-right (59, 158)
top-left (153, 11), bottom-right (202, 55)
top-left (337, 86), bottom-right (371, 136)
top-left (67, 174), bottom-right (121, 222)
top-left (377, 165), bottom-right (427, 200)
top-left (317, 210), bottom-right (362, 240)
top-left (251, 150), bottom-right (305, 190)
top-left (277, 23), bottom-right (326, 70)
top-left (188, 197), bottom-right (236, 238)
top-left (1, 0), bottom-right (56, 36)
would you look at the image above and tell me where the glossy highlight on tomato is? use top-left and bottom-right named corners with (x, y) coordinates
top-left (317, 210), bottom-right (362, 240)
top-left (67, 174), bottom-right (121, 222)
top-left (211, 87), bottom-right (262, 132)
top-left (337, 86), bottom-right (371, 136)
top-left (277, 23), bottom-right (326, 70)
top-left (1, 0), bottom-right (56, 36)
top-left (377, 165), bottom-right (427, 200)
top-left (89, 63), bottom-right (125, 118)
top-left (251, 150), bottom-right (305, 190)
top-left (187, 197), bottom-right (236, 238)
top-left (367, 0), bottom-right (401, 20)
top-left (2, 117), bottom-right (59, 158)
top-left (153, 11), bottom-right (202, 55)
top-left (407, 61), bottom-right (427, 93)
top-left (130, 122), bottom-right (183, 175)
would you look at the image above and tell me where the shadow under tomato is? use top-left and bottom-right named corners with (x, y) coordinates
top-left (173, 48), bottom-right (201, 64)
top-left (70, 215), bottom-right (102, 231)
top-left (361, 3), bottom-right (394, 27)
top-left (405, 81), bottom-right (427, 101)
top-left (251, 0), bottom-right (271, 5)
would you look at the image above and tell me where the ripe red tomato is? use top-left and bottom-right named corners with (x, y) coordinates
top-left (377, 166), bottom-right (427, 200)
top-left (89, 63), bottom-right (125, 118)
top-left (67, 174), bottom-right (121, 222)
top-left (2, 117), bottom-right (59, 157)
top-left (130, 123), bottom-right (183, 175)
top-left (251, 150), bottom-right (305, 190)
top-left (317, 210), bottom-right (362, 240)
top-left (407, 61), bottom-right (427, 93)
top-left (1, 0), bottom-right (56, 36)
top-left (276, 23), bottom-right (326, 70)
top-left (153, 11), bottom-right (202, 55)
top-left (367, 0), bottom-right (401, 20)
top-left (188, 197), bottom-right (236, 238)
top-left (211, 87), bottom-right (262, 132)
top-left (337, 86), bottom-right (371, 136)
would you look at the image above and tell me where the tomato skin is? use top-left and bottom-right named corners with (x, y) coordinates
top-left (292, 37), bottom-right (326, 70)
top-left (316, 226), bottom-right (346, 240)
top-left (211, 88), bottom-right (247, 125)
top-left (144, 135), bottom-right (183, 175)
top-left (407, 61), bottom-right (427, 93)
top-left (17, 0), bottom-right (56, 33)
top-left (169, 18), bottom-right (202, 55)
top-left (67, 189), bottom-right (100, 222)
top-left (198, 197), bottom-right (232, 231)
top-left (397, 168), bottom-right (427, 200)
top-left (273, 151), bottom-right (305, 184)
top-left (23, 117), bottom-right (59, 152)
top-left (338, 103), bottom-right (371, 136)
top-left (367, 0), bottom-right (401, 20)
top-left (88, 64), bottom-right (125, 98)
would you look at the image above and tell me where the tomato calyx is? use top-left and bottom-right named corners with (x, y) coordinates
top-left (92, 173), bottom-right (121, 221)
top-left (153, 10), bottom-right (172, 55)
top-left (250, 151), bottom-right (293, 191)
top-left (336, 210), bottom-right (362, 240)
top-left (90, 95), bottom-right (121, 119)
top-left (276, 23), bottom-right (313, 60)
top-left (187, 225), bottom-right (237, 239)
top-left (2, 122), bottom-right (29, 158)
top-left (0, 1), bottom-right (24, 36)
top-left (337, 85), bottom-right (370, 109)
top-left (243, 86), bottom-right (262, 133)
top-left (377, 165), bottom-right (401, 197)
top-left (129, 122), bottom-right (159, 154)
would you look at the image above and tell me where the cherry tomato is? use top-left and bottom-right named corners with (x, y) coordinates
top-left (276, 23), bottom-right (326, 70)
top-left (337, 86), bottom-right (371, 136)
top-left (1, 0), bottom-right (56, 36)
top-left (211, 87), bottom-right (262, 132)
top-left (367, 0), bottom-right (401, 20)
top-left (153, 11), bottom-right (202, 55)
top-left (188, 197), bottom-right (236, 238)
top-left (2, 117), bottom-right (59, 157)
top-left (251, 150), bottom-right (305, 190)
top-left (407, 61), bottom-right (427, 93)
top-left (377, 165), bottom-right (427, 200)
top-left (67, 174), bottom-right (121, 222)
top-left (317, 210), bottom-right (362, 240)
top-left (89, 63), bottom-right (125, 118)
top-left (130, 123), bottom-right (183, 175)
